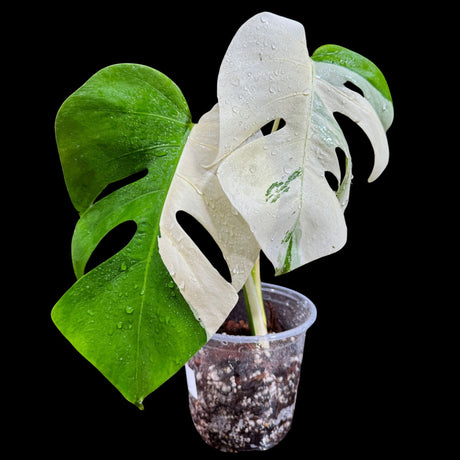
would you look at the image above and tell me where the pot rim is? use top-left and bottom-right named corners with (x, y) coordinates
top-left (210, 282), bottom-right (317, 344)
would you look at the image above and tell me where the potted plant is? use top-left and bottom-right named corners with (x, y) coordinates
top-left (51, 11), bottom-right (393, 452)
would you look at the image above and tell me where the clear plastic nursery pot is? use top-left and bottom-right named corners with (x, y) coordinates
top-left (185, 283), bottom-right (317, 452)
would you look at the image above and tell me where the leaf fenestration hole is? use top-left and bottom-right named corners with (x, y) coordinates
top-left (344, 81), bottom-right (364, 97)
top-left (336, 147), bottom-right (347, 181)
top-left (176, 211), bottom-right (232, 283)
top-left (85, 220), bottom-right (137, 273)
top-left (260, 118), bottom-right (286, 136)
top-left (325, 147), bottom-right (348, 192)
top-left (333, 112), bottom-right (373, 183)
top-left (94, 169), bottom-right (148, 203)
top-left (325, 171), bottom-right (339, 192)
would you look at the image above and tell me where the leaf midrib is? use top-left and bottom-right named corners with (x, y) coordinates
top-left (135, 204), bottom-right (160, 399)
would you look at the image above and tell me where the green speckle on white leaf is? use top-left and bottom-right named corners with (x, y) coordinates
top-left (278, 224), bottom-right (303, 275)
top-left (265, 168), bottom-right (303, 203)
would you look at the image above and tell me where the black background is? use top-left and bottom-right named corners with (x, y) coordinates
top-left (10, 2), bottom-right (445, 457)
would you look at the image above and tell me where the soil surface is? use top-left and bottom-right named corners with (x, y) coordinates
top-left (217, 301), bottom-right (285, 335)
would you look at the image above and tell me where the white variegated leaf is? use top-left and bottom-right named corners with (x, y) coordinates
top-left (159, 105), bottom-right (260, 338)
top-left (216, 12), bottom-right (392, 274)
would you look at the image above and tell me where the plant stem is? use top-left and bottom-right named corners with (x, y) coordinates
top-left (271, 118), bottom-right (281, 132)
top-left (251, 255), bottom-right (264, 308)
top-left (243, 119), bottom-right (281, 337)
top-left (243, 255), bottom-right (268, 336)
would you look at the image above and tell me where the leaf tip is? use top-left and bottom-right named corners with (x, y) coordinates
top-left (135, 398), bottom-right (145, 410)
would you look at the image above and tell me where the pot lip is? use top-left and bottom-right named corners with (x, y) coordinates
top-left (210, 282), bottom-right (317, 344)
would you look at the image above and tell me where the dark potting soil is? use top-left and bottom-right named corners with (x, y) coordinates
top-left (217, 301), bottom-right (285, 336)
top-left (188, 302), bottom-right (302, 452)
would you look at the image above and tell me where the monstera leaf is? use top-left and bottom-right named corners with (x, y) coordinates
top-left (216, 12), bottom-right (393, 274)
top-left (159, 105), bottom-right (260, 337)
top-left (52, 65), bottom-right (261, 409)
top-left (52, 64), bottom-right (207, 408)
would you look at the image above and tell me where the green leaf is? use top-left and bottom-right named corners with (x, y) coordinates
top-left (311, 44), bottom-right (393, 103)
top-left (51, 64), bottom-right (206, 408)
top-left (311, 44), bottom-right (394, 133)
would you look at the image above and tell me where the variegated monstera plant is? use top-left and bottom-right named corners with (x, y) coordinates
top-left (52, 12), bottom-right (393, 409)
